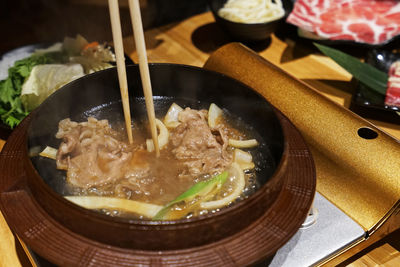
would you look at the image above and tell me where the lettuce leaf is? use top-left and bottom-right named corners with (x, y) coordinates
top-left (0, 34), bottom-right (116, 129)
top-left (21, 64), bottom-right (84, 111)
top-left (0, 53), bottom-right (62, 128)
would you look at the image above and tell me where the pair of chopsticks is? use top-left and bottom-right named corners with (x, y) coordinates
top-left (108, 0), bottom-right (160, 156)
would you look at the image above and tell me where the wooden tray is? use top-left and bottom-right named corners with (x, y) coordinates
top-left (0, 108), bottom-right (315, 266)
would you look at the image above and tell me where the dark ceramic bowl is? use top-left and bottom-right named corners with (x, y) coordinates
top-left (0, 64), bottom-right (315, 266)
top-left (208, 0), bottom-right (293, 42)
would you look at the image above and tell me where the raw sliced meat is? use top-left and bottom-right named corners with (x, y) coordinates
top-left (385, 61), bottom-right (400, 108)
top-left (287, 0), bottom-right (400, 45)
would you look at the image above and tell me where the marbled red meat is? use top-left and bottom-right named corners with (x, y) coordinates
top-left (385, 61), bottom-right (400, 108)
top-left (287, 0), bottom-right (400, 45)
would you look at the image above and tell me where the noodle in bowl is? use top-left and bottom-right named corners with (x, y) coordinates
top-left (208, 0), bottom-right (292, 41)
top-left (218, 0), bottom-right (285, 24)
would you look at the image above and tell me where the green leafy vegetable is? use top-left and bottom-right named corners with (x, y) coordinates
top-left (0, 52), bottom-right (63, 128)
top-left (153, 171), bottom-right (229, 220)
top-left (314, 43), bottom-right (388, 96)
top-left (20, 63), bottom-right (84, 111)
top-left (0, 35), bottom-right (116, 129)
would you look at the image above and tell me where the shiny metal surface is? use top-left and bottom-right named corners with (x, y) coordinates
top-left (269, 193), bottom-right (365, 267)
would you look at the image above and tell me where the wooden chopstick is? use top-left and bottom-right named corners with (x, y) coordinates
top-left (128, 0), bottom-right (160, 156)
top-left (108, 0), bottom-right (133, 144)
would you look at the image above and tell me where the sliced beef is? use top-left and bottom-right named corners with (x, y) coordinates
top-left (56, 117), bottom-right (132, 188)
top-left (55, 109), bottom-right (234, 198)
top-left (170, 108), bottom-right (232, 178)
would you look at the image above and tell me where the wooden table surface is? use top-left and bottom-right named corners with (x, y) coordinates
top-left (1, 11), bottom-right (400, 267)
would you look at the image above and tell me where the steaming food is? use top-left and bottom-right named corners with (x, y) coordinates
top-left (48, 103), bottom-right (260, 220)
top-left (218, 0), bottom-right (285, 24)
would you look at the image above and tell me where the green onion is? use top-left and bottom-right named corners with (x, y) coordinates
top-left (153, 171), bottom-right (229, 220)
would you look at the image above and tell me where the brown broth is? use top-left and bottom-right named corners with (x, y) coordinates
top-left (68, 111), bottom-right (262, 219)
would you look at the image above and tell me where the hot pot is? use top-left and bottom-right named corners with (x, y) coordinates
top-left (0, 64), bottom-right (315, 266)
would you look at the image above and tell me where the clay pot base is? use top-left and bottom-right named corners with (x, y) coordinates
top-left (0, 111), bottom-right (315, 266)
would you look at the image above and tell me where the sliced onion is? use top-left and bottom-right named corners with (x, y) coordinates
top-left (65, 196), bottom-right (163, 218)
top-left (234, 148), bottom-right (252, 162)
top-left (164, 103), bottom-right (183, 128)
top-left (208, 103), bottom-right (223, 128)
top-left (39, 146), bottom-right (58, 160)
top-left (200, 163), bottom-right (245, 210)
top-left (237, 161), bottom-right (255, 170)
top-left (228, 138), bottom-right (258, 148)
top-left (146, 119), bottom-right (169, 152)
top-left (234, 148), bottom-right (255, 170)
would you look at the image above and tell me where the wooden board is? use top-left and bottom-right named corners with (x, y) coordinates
top-left (124, 12), bottom-right (400, 139)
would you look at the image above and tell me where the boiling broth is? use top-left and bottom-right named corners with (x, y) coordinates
top-left (54, 104), bottom-right (264, 220)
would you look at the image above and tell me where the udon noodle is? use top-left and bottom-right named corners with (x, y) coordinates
top-left (218, 0), bottom-right (285, 24)
top-left (44, 103), bottom-right (261, 220)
